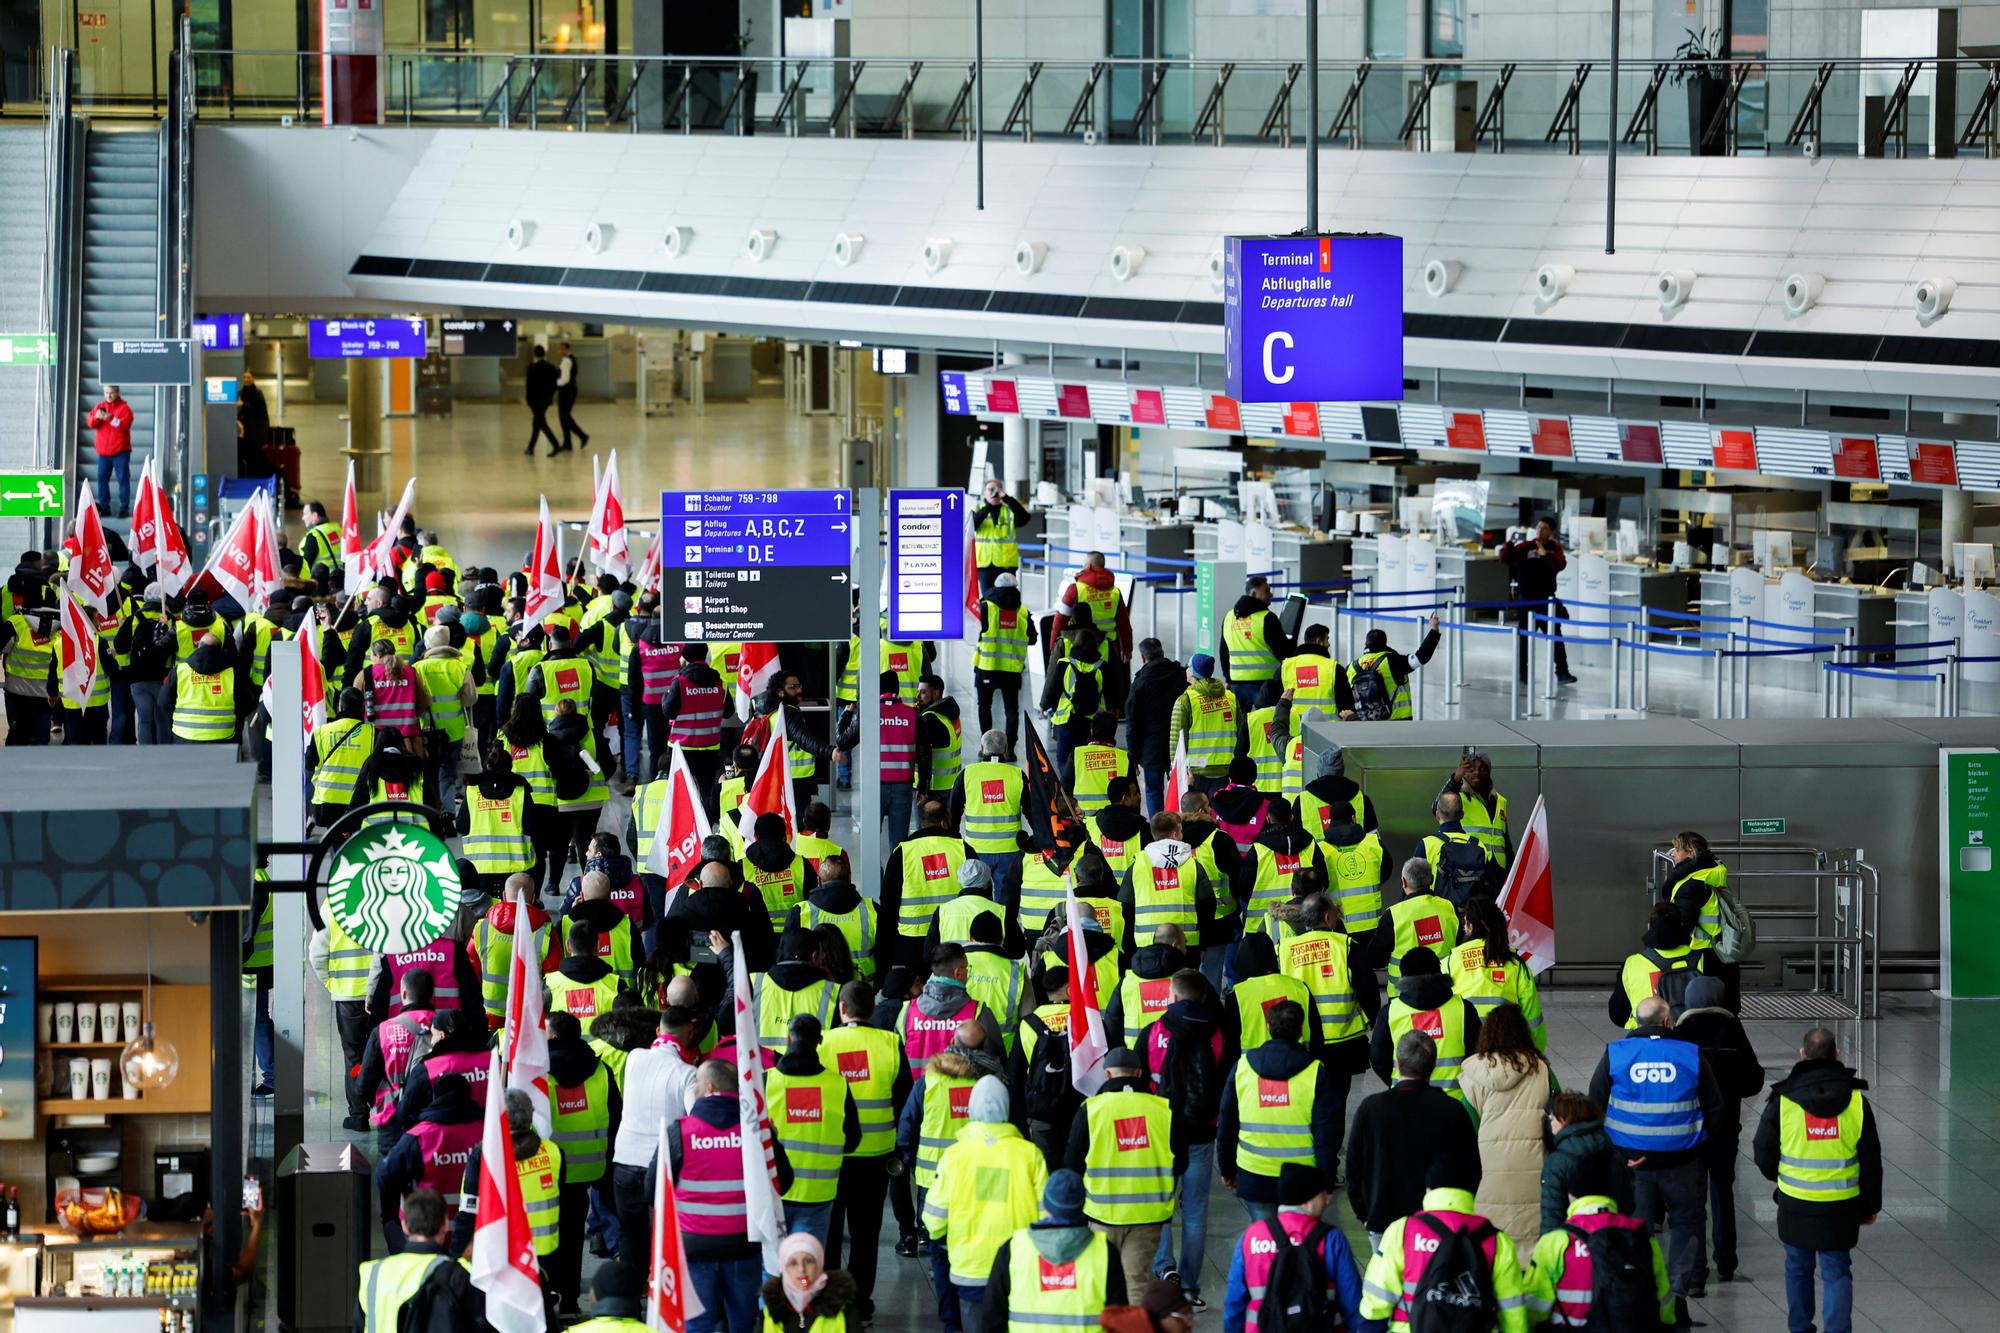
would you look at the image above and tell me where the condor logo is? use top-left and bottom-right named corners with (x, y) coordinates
top-left (786, 1086), bottom-right (825, 1123)
top-left (1415, 915), bottom-right (1444, 946)
top-left (947, 1084), bottom-right (973, 1119)
top-left (1037, 1259), bottom-right (1078, 1291)
top-left (836, 1049), bottom-right (872, 1082)
top-left (557, 1085), bottom-right (591, 1115)
top-left (1804, 1113), bottom-right (1842, 1140)
top-left (1114, 1115), bottom-right (1151, 1151)
top-left (555, 666), bottom-right (582, 695)
top-left (1628, 1062), bottom-right (1680, 1085)
top-left (1411, 1009), bottom-right (1444, 1039)
top-left (1140, 978), bottom-right (1172, 1013)
top-left (981, 779), bottom-right (1006, 803)
top-left (689, 1133), bottom-right (741, 1151)
top-left (921, 854), bottom-right (951, 881)
top-left (1257, 1078), bottom-right (1292, 1108)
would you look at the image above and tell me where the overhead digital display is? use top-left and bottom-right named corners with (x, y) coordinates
top-left (440, 318), bottom-right (518, 357)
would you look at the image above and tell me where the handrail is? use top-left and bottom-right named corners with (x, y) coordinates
top-left (42, 46), bottom-right (74, 538)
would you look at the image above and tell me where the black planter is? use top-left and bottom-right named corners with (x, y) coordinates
top-left (1686, 76), bottom-right (1728, 155)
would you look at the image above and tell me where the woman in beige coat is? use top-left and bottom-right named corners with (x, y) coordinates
top-left (1457, 1002), bottom-right (1555, 1253)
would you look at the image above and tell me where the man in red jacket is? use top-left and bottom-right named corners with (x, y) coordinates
top-left (87, 385), bottom-right (134, 518)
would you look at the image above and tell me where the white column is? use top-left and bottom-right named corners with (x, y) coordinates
top-left (1001, 350), bottom-right (1028, 495)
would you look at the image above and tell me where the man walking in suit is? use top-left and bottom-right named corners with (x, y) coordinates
top-left (556, 340), bottom-right (589, 451)
top-left (524, 345), bottom-right (561, 456)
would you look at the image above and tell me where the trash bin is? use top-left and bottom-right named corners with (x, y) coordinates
top-left (278, 1141), bottom-right (373, 1333)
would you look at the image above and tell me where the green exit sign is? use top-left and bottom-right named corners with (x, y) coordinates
top-left (1741, 817), bottom-right (1787, 837)
top-left (0, 471), bottom-right (64, 518)
top-left (0, 335), bottom-right (54, 366)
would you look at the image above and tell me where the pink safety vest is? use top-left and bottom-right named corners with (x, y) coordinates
top-left (1239, 1213), bottom-right (1341, 1333)
top-left (675, 1118), bottom-right (749, 1237)
top-left (370, 1010), bottom-right (436, 1127)
top-left (1145, 1019), bottom-right (1224, 1105)
top-left (407, 1117), bottom-right (482, 1215)
top-left (879, 698), bottom-right (918, 783)
top-left (902, 994), bottom-right (977, 1077)
top-left (369, 663), bottom-right (421, 741)
top-left (1550, 1211), bottom-right (1648, 1327)
top-left (637, 640), bottom-right (683, 705)
top-left (670, 679), bottom-right (727, 750)
top-left (607, 875), bottom-right (647, 932)
top-left (421, 1048), bottom-right (491, 1111)
top-left (387, 940), bottom-right (462, 1014)
top-left (1211, 788), bottom-right (1270, 852)
top-left (1397, 1211), bottom-right (1500, 1326)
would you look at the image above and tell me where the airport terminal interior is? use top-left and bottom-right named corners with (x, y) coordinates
top-left (12, 0), bottom-right (2000, 1330)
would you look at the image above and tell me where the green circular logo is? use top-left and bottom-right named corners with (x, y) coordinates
top-left (327, 822), bottom-right (461, 955)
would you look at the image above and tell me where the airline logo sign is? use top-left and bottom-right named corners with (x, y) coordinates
top-left (1223, 234), bottom-right (1403, 404)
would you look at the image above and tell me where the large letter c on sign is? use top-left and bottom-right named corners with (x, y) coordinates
top-left (1262, 331), bottom-right (1294, 386)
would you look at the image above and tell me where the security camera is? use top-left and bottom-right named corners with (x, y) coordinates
top-left (832, 233), bottom-right (865, 267)
top-left (662, 225), bottom-right (692, 258)
top-left (1110, 244), bottom-right (1147, 282)
top-left (505, 219), bottom-right (535, 251)
top-left (1206, 251), bottom-right (1226, 290)
top-left (1423, 259), bottom-right (1461, 299)
top-left (1014, 241), bottom-right (1048, 277)
top-left (584, 222), bottom-right (615, 255)
top-left (1535, 264), bottom-right (1574, 301)
top-left (922, 238), bottom-right (954, 274)
top-left (1654, 269), bottom-right (1695, 310)
top-left (745, 229), bottom-right (778, 263)
top-left (1915, 277), bottom-right (1956, 321)
top-left (1782, 272), bottom-right (1824, 316)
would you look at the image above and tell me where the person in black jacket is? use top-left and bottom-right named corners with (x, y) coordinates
top-left (978, 1170), bottom-right (1129, 1333)
top-left (1345, 1030), bottom-right (1481, 1243)
top-left (376, 1071), bottom-right (483, 1252)
top-left (351, 1187), bottom-right (481, 1333)
top-left (1369, 946), bottom-right (1481, 1090)
top-left (1754, 1028), bottom-right (1881, 1333)
top-left (970, 483), bottom-right (1032, 594)
top-left (974, 574), bottom-right (1030, 757)
top-left (1498, 516), bottom-right (1573, 683)
top-left (523, 345), bottom-right (561, 456)
top-left (1125, 638), bottom-right (1184, 814)
top-left (1677, 975), bottom-right (1764, 1283)
top-left (546, 1011), bottom-right (623, 1309)
top-left (1216, 998), bottom-right (1344, 1226)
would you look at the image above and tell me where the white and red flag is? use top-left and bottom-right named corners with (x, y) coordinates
top-left (1496, 795), bottom-right (1556, 975)
top-left (1165, 731), bottom-right (1191, 815)
top-left (66, 479), bottom-right (115, 613)
top-left (646, 742), bottom-right (714, 911)
top-left (504, 901), bottom-right (552, 1136)
top-left (468, 1046), bottom-right (545, 1333)
top-left (730, 931), bottom-right (786, 1271)
top-left (647, 1113), bottom-right (703, 1331)
top-left (635, 533), bottom-right (662, 597)
top-left (339, 459), bottom-right (366, 593)
top-left (587, 449), bottom-right (630, 579)
top-left (521, 495), bottom-right (564, 632)
top-left (734, 642), bottom-right (780, 721)
top-left (130, 458), bottom-right (190, 597)
top-left (358, 478), bottom-right (417, 587)
top-left (1064, 879), bottom-right (1110, 1096)
top-left (202, 488), bottom-right (283, 612)
top-left (57, 591), bottom-right (99, 709)
top-left (735, 702), bottom-right (798, 845)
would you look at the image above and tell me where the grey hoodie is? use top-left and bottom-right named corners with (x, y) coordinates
top-left (1028, 1220), bottom-right (1097, 1265)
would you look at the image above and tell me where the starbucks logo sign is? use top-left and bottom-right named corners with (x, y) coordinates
top-left (326, 823), bottom-right (460, 954)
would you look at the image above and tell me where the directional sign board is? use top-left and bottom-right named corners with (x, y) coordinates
top-left (193, 314), bottom-right (244, 351)
top-left (441, 318), bottom-right (519, 357)
top-left (307, 318), bottom-right (428, 359)
top-left (1223, 233), bottom-right (1403, 404)
top-left (889, 489), bottom-right (966, 639)
top-left (0, 470), bottom-right (63, 518)
top-left (659, 489), bottom-right (852, 642)
top-left (99, 339), bottom-right (194, 385)
top-left (0, 335), bottom-right (54, 366)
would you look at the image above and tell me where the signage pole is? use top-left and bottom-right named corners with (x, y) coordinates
top-left (974, 0), bottom-right (985, 210)
top-left (1606, 0), bottom-right (1620, 253)
top-left (1305, 0), bottom-right (1318, 232)
top-left (856, 488), bottom-right (883, 906)
top-left (268, 639), bottom-right (308, 1167)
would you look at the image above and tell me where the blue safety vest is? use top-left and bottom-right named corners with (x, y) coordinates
top-left (1603, 1036), bottom-right (1706, 1154)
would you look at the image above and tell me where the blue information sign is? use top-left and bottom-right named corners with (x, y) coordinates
top-left (888, 489), bottom-right (966, 640)
top-left (658, 489), bottom-right (853, 642)
top-left (307, 318), bottom-right (428, 359)
top-left (194, 313), bottom-right (244, 351)
top-left (1223, 233), bottom-right (1403, 405)
top-left (939, 372), bottom-right (970, 417)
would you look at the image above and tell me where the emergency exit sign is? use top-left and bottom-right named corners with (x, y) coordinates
top-left (0, 335), bottom-right (53, 366)
top-left (0, 471), bottom-right (64, 518)
top-left (1740, 817), bottom-right (1787, 837)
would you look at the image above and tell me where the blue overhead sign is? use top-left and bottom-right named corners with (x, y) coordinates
top-left (194, 313), bottom-right (244, 351)
top-left (658, 489), bottom-right (853, 642)
top-left (1223, 233), bottom-right (1403, 405)
top-left (308, 318), bottom-right (428, 359)
top-left (888, 489), bottom-right (966, 640)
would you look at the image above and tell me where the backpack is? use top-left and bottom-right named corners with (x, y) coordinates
top-left (1639, 946), bottom-right (1697, 1016)
top-left (1023, 1019), bottom-right (1073, 1122)
top-left (1256, 1220), bottom-right (1331, 1333)
top-left (1710, 885), bottom-right (1757, 964)
top-left (1407, 1213), bottom-right (1500, 1333)
top-left (1560, 1219), bottom-right (1658, 1333)
top-left (1154, 1027), bottom-right (1221, 1130)
top-left (1349, 662), bottom-right (1393, 721)
top-left (1436, 837), bottom-right (1496, 899)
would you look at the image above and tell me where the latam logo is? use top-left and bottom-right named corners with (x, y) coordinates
top-left (1804, 1113), bottom-right (1842, 1140)
top-left (1038, 1259), bottom-right (1078, 1291)
top-left (1114, 1115), bottom-right (1151, 1151)
top-left (690, 1132), bottom-right (742, 1151)
top-left (947, 1084), bottom-right (973, 1118)
top-left (1628, 1062), bottom-right (1681, 1084)
top-left (787, 1086), bottom-right (825, 1122)
top-left (836, 1049), bottom-right (872, 1082)
top-left (982, 779), bottom-right (1006, 803)
top-left (1416, 915), bottom-right (1444, 946)
top-left (921, 853), bottom-right (951, 881)
top-left (1257, 1078), bottom-right (1292, 1108)
top-left (1412, 1009), bottom-right (1444, 1039)
top-left (557, 1086), bottom-right (590, 1115)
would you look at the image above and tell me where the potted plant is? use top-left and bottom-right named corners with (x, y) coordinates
top-left (1670, 27), bottom-right (1729, 155)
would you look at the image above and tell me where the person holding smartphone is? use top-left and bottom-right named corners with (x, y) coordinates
top-left (1498, 517), bottom-right (1576, 686)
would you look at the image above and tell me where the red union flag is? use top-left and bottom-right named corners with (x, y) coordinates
top-left (469, 1047), bottom-right (545, 1333)
top-left (201, 487), bottom-right (283, 612)
top-left (339, 458), bottom-right (366, 594)
top-left (1166, 731), bottom-right (1190, 814)
top-left (1064, 879), bottom-right (1110, 1096)
top-left (587, 449), bottom-right (631, 578)
top-left (647, 743), bottom-right (714, 909)
top-left (635, 533), bottom-right (663, 598)
top-left (735, 642), bottom-right (780, 722)
top-left (57, 591), bottom-right (98, 709)
top-left (735, 703), bottom-right (798, 846)
top-left (648, 1114), bottom-right (703, 1331)
top-left (521, 494), bottom-right (564, 632)
top-left (1496, 795), bottom-right (1556, 975)
top-left (66, 479), bottom-right (114, 613)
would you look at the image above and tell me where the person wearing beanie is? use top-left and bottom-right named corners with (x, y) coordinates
top-left (1220, 1162), bottom-right (1371, 1333)
top-left (568, 1259), bottom-right (649, 1329)
top-left (1370, 945), bottom-right (1482, 1102)
top-left (766, 1013), bottom-right (861, 1250)
top-left (929, 854), bottom-right (1027, 959)
top-left (760, 1232), bottom-right (858, 1333)
top-left (755, 927), bottom-right (839, 1060)
top-left (926, 1074), bottom-right (1050, 1333)
top-left (1674, 974), bottom-right (1764, 1283)
top-left (1610, 901), bottom-right (1714, 1029)
top-left (1216, 997), bottom-right (1345, 1226)
top-left (1346, 612), bottom-right (1442, 721)
top-left (413, 621), bottom-right (474, 819)
top-left (742, 810), bottom-right (821, 933)
top-left (1064, 1045), bottom-right (1184, 1302)
top-left (979, 1165), bottom-right (1128, 1333)
top-left (953, 727), bottom-right (1027, 908)
top-left (973, 565), bottom-right (1032, 758)
top-left (1168, 652), bottom-right (1236, 791)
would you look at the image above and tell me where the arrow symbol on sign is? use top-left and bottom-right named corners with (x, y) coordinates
top-left (834, 493), bottom-right (847, 509)
top-left (947, 492), bottom-right (959, 509)
top-left (831, 572), bottom-right (849, 584)
top-left (831, 521), bottom-right (848, 533)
